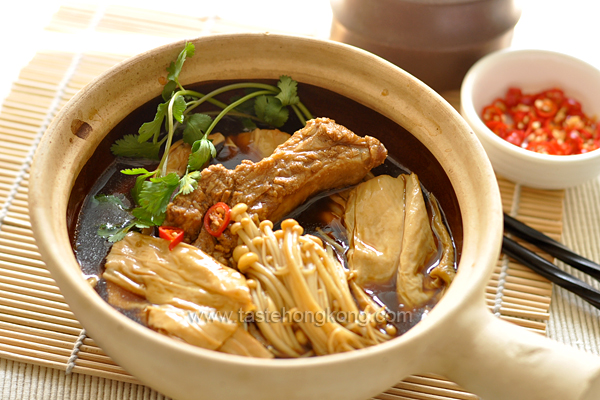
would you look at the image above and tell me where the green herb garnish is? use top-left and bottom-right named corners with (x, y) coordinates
top-left (102, 42), bottom-right (313, 241)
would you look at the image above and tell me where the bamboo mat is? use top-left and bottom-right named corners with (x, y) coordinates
top-left (0, 4), bottom-right (564, 400)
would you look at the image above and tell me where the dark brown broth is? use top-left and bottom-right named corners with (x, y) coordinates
top-left (69, 80), bottom-right (462, 336)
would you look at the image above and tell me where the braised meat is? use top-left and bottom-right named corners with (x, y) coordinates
top-left (164, 118), bottom-right (387, 262)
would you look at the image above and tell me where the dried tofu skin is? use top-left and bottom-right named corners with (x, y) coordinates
top-left (105, 232), bottom-right (274, 357)
top-left (218, 327), bottom-right (275, 358)
top-left (219, 128), bottom-right (291, 163)
top-left (165, 140), bottom-right (192, 177)
top-left (429, 194), bottom-right (456, 288)
top-left (146, 303), bottom-right (273, 358)
top-left (396, 173), bottom-right (437, 309)
top-left (345, 173), bottom-right (451, 311)
top-left (146, 304), bottom-right (238, 350)
top-left (104, 232), bottom-right (254, 316)
top-left (249, 128), bottom-right (291, 158)
top-left (345, 174), bottom-right (407, 286)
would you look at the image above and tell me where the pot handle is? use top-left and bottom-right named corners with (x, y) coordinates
top-left (439, 303), bottom-right (600, 400)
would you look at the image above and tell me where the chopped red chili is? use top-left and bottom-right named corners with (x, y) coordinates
top-left (158, 226), bottom-right (185, 251)
top-left (482, 105), bottom-right (504, 122)
top-left (504, 129), bottom-right (525, 147)
top-left (204, 202), bottom-right (231, 237)
top-left (481, 87), bottom-right (600, 155)
top-left (505, 87), bottom-right (522, 108)
top-left (534, 98), bottom-right (558, 119)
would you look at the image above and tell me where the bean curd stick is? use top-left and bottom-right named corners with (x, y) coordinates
top-left (429, 194), bottom-right (456, 288)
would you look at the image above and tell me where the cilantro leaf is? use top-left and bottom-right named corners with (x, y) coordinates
top-left (162, 80), bottom-right (178, 101)
top-left (97, 208), bottom-right (164, 242)
top-left (131, 207), bottom-right (165, 227)
top-left (188, 139), bottom-right (216, 171)
top-left (241, 118), bottom-right (258, 130)
top-left (229, 93), bottom-right (257, 130)
top-left (121, 168), bottom-right (152, 176)
top-left (111, 135), bottom-right (162, 159)
top-left (166, 42), bottom-right (195, 85)
top-left (138, 173), bottom-right (180, 216)
top-left (276, 75), bottom-right (299, 106)
top-left (254, 95), bottom-right (289, 127)
top-left (132, 173), bottom-right (153, 204)
top-left (178, 170), bottom-right (202, 196)
top-left (172, 96), bottom-right (187, 124)
top-left (182, 113), bottom-right (213, 145)
top-left (231, 92), bottom-right (257, 116)
top-left (119, 168), bottom-right (155, 204)
top-left (98, 222), bottom-right (133, 243)
top-left (138, 102), bottom-right (168, 143)
top-left (94, 194), bottom-right (128, 209)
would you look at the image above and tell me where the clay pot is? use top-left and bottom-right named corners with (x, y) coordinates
top-left (29, 34), bottom-right (600, 400)
top-left (330, 0), bottom-right (522, 92)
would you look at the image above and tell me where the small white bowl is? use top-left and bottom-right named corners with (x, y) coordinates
top-left (460, 48), bottom-right (600, 189)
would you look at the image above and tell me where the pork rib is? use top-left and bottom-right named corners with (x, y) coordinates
top-left (164, 117), bottom-right (388, 261)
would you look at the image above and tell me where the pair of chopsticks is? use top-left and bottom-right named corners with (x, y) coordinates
top-left (502, 213), bottom-right (600, 309)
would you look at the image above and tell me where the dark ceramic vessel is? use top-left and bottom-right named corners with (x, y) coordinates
top-left (330, 0), bottom-right (521, 92)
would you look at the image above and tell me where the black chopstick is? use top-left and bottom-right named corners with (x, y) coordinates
top-left (502, 235), bottom-right (600, 310)
top-left (504, 213), bottom-right (600, 282)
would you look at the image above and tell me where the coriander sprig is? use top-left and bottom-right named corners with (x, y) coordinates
top-left (100, 42), bottom-right (312, 242)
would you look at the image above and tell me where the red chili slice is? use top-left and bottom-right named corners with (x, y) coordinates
top-left (204, 202), bottom-right (231, 237)
top-left (541, 88), bottom-right (565, 103)
top-left (526, 141), bottom-right (550, 154)
top-left (563, 97), bottom-right (582, 114)
top-left (485, 120), bottom-right (508, 136)
top-left (505, 87), bottom-right (522, 108)
top-left (159, 226), bottom-right (185, 251)
top-left (534, 98), bottom-right (558, 119)
top-left (548, 139), bottom-right (567, 155)
top-left (566, 131), bottom-right (584, 154)
top-left (504, 129), bottom-right (525, 147)
top-left (482, 105), bottom-right (504, 122)
top-left (519, 94), bottom-right (535, 106)
top-left (580, 128), bottom-right (593, 140)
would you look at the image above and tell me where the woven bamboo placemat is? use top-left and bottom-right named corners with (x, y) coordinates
top-left (0, 4), bottom-right (564, 399)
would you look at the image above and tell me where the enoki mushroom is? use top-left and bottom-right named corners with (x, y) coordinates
top-left (230, 203), bottom-right (395, 358)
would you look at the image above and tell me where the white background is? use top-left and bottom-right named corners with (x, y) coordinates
top-left (1, 0), bottom-right (598, 103)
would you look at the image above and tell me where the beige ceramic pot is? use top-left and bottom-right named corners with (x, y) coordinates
top-left (29, 34), bottom-right (600, 400)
